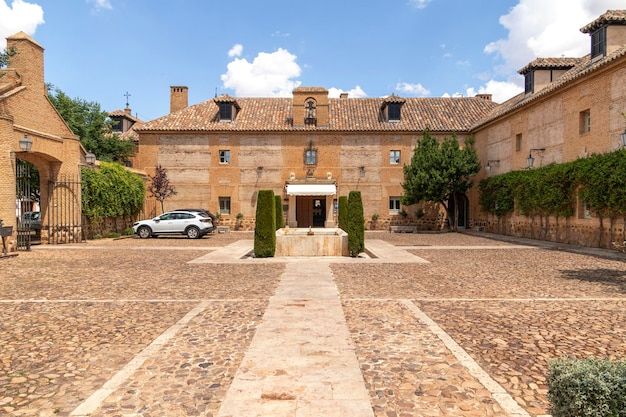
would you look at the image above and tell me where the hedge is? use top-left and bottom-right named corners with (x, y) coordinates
top-left (254, 190), bottom-right (276, 258)
top-left (347, 191), bottom-right (364, 257)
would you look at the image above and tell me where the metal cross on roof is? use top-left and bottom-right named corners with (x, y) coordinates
top-left (124, 91), bottom-right (131, 108)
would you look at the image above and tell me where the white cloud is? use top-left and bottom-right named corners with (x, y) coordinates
top-left (408, 0), bottom-right (432, 9)
top-left (0, 0), bottom-right (44, 48)
top-left (395, 82), bottom-right (430, 97)
top-left (328, 86), bottom-right (367, 98)
top-left (221, 47), bottom-right (302, 97)
top-left (88, 0), bottom-right (112, 12)
top-left (228, 44), bottom-right (243, 58)
top-left (470, 0), bottom-right (624, 103)
top-left (465, 80), bottom-right (523, 104)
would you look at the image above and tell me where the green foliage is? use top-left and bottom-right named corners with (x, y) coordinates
top-left (107, 232), bottom-right (121, 239)
top-left (123, 227), bottom-right (134, 236)
top-left (254, 190), bottom-right (276, 258)
top-left (338, 196), bottom-right (348, 230)
top-left (48, 86), bottom-right (135, 163)
top-left (0, 46), bottom-right (17, 69)
top-left (347, 191), bottom-right (365, 257)
top-left (274, 195), bottom-right (284, 230)
top-left (548, 357), bottom-right (626, 417)
top-left (81, 162), bottom-right (145, 220)
top-left (147, 165), bottom-right (176, 213)
top-left (402, 129), bottom-right (480, 230)
top-left (479, 150), bottom-right (626, 220)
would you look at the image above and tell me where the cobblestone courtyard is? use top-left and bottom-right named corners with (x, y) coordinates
top-left (1, 231), bottom-right (625, 416)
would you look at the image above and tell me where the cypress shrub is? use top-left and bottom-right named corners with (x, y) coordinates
top-left (254, 190), bottom-right (276, 258)
top-left (338, 196), bottom-right (348, 230)
top-left (347, 191), bottom-right (365, 257)
top-left (275, 195), bottom-right (284, 230)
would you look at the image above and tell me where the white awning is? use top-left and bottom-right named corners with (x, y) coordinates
top-left (286, 183), bottom-right (336, 196)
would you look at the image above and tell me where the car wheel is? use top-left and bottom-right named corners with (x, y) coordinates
top-left (137, 226), bottom-right (152, 239)
top-left (186, 226), bottom-right (200, 239)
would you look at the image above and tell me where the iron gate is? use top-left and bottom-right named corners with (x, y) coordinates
top-left (48, 175), bottom-right (83, 244)
top-left (15, 160), bottom-right (35, 250)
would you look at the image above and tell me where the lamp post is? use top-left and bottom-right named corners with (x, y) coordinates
top-left (527, 148), bottom-right (545, 169)
top-left (18, 134), bottom-right (32, 152)
top-left (85, 151), bottom-right (96, 165)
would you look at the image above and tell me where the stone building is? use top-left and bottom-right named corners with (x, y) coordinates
top-left (132, 10), bottom-right (626, 246)
top-left (132, 87), bottom-right (497, 230)
top-left (0, 32), bottom-right (86, 249)
top-left (470, 9), bottom-right (626, 246)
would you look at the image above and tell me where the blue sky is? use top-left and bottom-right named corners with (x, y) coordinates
top-left (1, 0), bottom-right (624, 121)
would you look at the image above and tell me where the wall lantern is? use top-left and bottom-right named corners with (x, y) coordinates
top-left (620, 129), bottom-right (626, 147)
top-left (526, 148), bottom-right (545, 169)
top-left (19, 134), bottom-right (33, 152)
top-left (485, 160), bottom-right (500, 171)
top-left (85, 150), bottom-right (96, 165)
top-left (359, 166), bottom-right (365, 177)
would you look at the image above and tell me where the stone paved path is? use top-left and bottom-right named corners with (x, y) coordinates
top-left (1, 231), bottom-right (625, 416)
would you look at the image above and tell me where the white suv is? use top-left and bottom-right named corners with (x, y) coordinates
top-left (133, 211), bottom-right (214, 239)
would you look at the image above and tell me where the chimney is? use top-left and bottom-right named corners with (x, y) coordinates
top-left (475, 94), bottom-right (492, 101)
top-left (170, 86), bottom-right (188, 113)
top-left (340, 93), bottom-right (348, 99)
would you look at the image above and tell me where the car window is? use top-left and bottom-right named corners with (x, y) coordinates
top-left (179, 213), bottom-right (194, 219)
top-left (160, 213), bottom-right (173, 220)
top-left (197, 212), bottom-right (210, 218)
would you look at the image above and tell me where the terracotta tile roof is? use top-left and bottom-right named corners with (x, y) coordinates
top-left (518, 57), bottom-right (580, 75)
top-left (472, 45), bottom-right (626, 130)
top-left (136, 96), bottom-right (498, 133)
top-left (580, 10), bottom-right (626, 33)
top-left (109, 109), bottom-right (141, 123)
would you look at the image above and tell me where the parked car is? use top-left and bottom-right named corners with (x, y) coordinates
top-left (133, 210), bottom-right (214, 239)
top-left (20, 211), bottom-right (41, 231)
top-left (175, 208), bottom-right (217, 223)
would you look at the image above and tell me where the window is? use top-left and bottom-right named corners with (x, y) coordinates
top-left (305, 149), bottom-right (317, 165)
top-left (219, 103), bottom-right (233, 121)
top-left (524, 71), bottom-right (534, 94)
top-left (389, 197), bottom-right (401, 214)
top-left (219, 197), bottom-right (231, 215)
top-left (591, 27), bottom-right (606, 59)
top-left (579, 110), bottom-right (591, 134)
top-left (219, 150), bottom-right (230, 164)
top-left (515, 134), bottom-right (522, 152)
top-left (388, 103), bottom-right (401, 121)
top-left (390, 150), bottom-right (401, 164)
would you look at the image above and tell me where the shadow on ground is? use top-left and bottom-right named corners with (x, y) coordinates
top-left (559, 268), bottom-right (626, 293)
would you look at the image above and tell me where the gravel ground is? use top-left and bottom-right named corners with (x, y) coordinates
top-left (0, 231), bottom-right (624, 416)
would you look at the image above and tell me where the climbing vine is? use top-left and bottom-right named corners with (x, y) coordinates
top-left (82, 162), bottom-right (145, 220)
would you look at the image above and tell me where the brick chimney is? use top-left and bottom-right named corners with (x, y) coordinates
top-left (170, 86), bottom-right (188, 113)
top-left (6, 32), bottom-right (45, 95)
top-left (475, 94), bottom-right (492, 101)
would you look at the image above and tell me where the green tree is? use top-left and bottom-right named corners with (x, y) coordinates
top-left (275, 195), bottom-right (284, 230)
top-left (402, 129), bottom-right (480, 231)
top-left (147, 165), bottom-right (177, 213)
top-left (0, 46), bottom-right (17, 70)
top-left (254, 190), bottom-right (276, 258)
top-left (47, 86), bottom-right (135, 163)
top-left (347, 191), bottom-right (364, 257)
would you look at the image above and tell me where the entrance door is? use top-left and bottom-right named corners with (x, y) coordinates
top-left (295, 196), bottom-right (326, 228)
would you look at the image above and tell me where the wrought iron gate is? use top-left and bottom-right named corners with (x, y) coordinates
top-left (16, 160), bottom-right (35, 250)
top-left (48, 175), bottom-right (83, 244)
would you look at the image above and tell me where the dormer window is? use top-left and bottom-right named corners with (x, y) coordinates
top-left (388, 103), bottom-right (401, 121)
top-left (524, 71), bottom-right (534, 94)
top-left (591, 27), bottom-right (606, 59)
top-left (214, 95), bottom-right (240, 123)
top-left (219, 103), bottom-right (233, 121)
top-left (382, 94), bottom-right (405, 123)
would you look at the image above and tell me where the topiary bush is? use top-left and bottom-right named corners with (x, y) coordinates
top-left (254, 190), bottom-right (276, 258)
top-left (275, 195), bottom-right (284, 230)
top-left (338, 196), bottom-right (348, 230)
top-left (548, 357), bottom-right (626, 417)
top-left (347, 191), bottom-right (364, 257)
